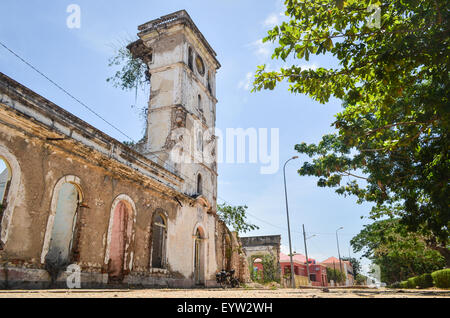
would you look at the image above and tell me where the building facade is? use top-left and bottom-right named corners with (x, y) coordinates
top-left (0, 10), bottom-right (247, 289)
top-left (320, 256), bottom-right (354, 286)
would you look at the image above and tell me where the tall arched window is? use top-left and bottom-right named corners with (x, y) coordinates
top-left (198, 94), bottom-right (202, 112)
top-left (197, 130), bottom-right (203, 152)
top-left (207, 72), bottom-right (212, 94)
top-left (194, 226), bottom-right (205, 285)
top-left (151, 212), bottom-right (167, 269)
top-left (0, 158), bottom-right (11, 229)
top-left (45, 182), bottom-right (81, 269)
top-left (0, 145), bottom-right (22, 246)
top-left (188, 47), bottom-right (193, 71)
top-left (197, 174), bottom-right (202, 195)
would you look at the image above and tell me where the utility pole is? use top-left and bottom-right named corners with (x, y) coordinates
top-left (302, 224), bottom-right (310, 286)
top-left (283, 156), bottom-right (298, 289)
top-left (336, 226), bottom-right (343, 285)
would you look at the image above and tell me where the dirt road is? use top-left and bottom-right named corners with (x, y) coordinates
top-left (0, 287), bottom-right (448, 298)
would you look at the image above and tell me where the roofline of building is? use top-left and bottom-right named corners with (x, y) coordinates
top-left (0, 72), bottom-right (193, 199)
top-left (136, 10), bottom-right (221, 69)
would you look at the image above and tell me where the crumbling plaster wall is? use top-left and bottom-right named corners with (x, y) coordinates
top-left (0, 93), bottom-right (220, 287)
top-left (0, 125), bottom-right (178, 274)
top-left (241, 235), bottom-right (281, 279)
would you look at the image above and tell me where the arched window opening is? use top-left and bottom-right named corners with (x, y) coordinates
top-left (197, 130), bottom-right (203, 152)
top-left (207, 71), bottom-right (212, 94)
top-left (194, 227), bottom-right (204, 285)
top-left (197, 174), bottom-right (202, 195)
top-left (198, 94), bottom-right (202, 112)
top-left (151, 212), bottom-right (167, 269)
top-left (188, 47), bottom-right (193, 71)
top-left (107, 199), bottom-right (134, 281)
top-left (45, 182), bottom-right (81, 272)
top-left (0, 158), bottom-right (11, 226)
top-left (195, 55), bottom-right (205, 76)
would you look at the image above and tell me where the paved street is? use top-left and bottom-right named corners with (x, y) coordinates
top-left (0, 288), bottom-right (448, 298)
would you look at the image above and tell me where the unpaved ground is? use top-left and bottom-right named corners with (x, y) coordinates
top-left (0, 288), bottom-right (449, 298)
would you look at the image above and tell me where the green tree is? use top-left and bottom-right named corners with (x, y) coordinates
top-left (217, 203), bottom-right (259, 234)
top-left (342, 256), bottom-right (362, 277)
top-left (355, 273), bottom-right (368, 285)
top-left (261, 254), bottom-right (279, 283)
top-left (351, 219), bottom-right (445, 284)
top-left (253, 0), bottom-right (449, 265)
top-left (326, 267), bottom-right (346, 284)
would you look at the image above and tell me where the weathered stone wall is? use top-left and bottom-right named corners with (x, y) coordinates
top-left (241, 235), bottom-right (281, 281)
top-left (215, 220), bottom-right (250, 283)
top-left (0, 71), bottom-right (219, 289)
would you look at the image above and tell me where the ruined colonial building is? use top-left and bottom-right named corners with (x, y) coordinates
top-left (0, 10), bottom-right (248, 288)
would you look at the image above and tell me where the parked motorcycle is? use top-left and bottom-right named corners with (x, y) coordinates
top-left (216, 269), bottom-right (239, 289)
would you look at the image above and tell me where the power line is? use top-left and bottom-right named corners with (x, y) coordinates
top-left (0, 40), bottom-right (226, 201)
top-left (0, 41), bottom-right (136, 143)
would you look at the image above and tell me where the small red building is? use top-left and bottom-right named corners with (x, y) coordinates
top-left (253, 252), bottom-right (328, 287)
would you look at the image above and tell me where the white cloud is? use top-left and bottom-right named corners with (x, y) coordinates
top-left (238, 72), bottom-right (254, 91)
top-left (248, 39), bottom-right (273, 61)
top-left (264, 12), bottom-right (283, 28)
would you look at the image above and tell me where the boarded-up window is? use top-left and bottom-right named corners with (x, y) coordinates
top-left (108, 201), bottom-right (130, 279)
top-left (45, 183), bottom-right (79, 268)
top-left (0, 158), bottom-right (11, 225)
top-left (151, 213), bottom-right (166, 268)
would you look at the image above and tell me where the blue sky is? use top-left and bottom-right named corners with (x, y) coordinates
top-left (0, 0), bottom-right (374, 273)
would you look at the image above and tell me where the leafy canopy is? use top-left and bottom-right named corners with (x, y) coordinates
top-left (253, 0), bottom-right (449, 260)
top-left (351, 219), bottom-right (445, 284)
top-left (217, 203), bottom-right (260, 234)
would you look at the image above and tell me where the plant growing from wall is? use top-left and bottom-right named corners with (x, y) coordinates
top-left (106, 41), bottom-right (150, 135)
top-left (107, 44), bottom-right (148, 93)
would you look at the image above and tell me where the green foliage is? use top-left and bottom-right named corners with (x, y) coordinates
top-left (261, 254), bottom-right (279, 283)
top-left (432, 269), bottom-right (450, 288)
top-left (106, 45), bottom-right (148, 92)
top-left (253, 0), bottom-right (450, 264)
top-left (326, 267), bottom-right (346, 283)
top-left (122, 141), bottom-right (136, 148)
top-left (399, 280), bottom-right (408, 289)
top-left (407, 277), bottom-right (417, 289)
top-left (355, 273), bottom-right (367, 285)
top-left (351, 219), bottom-right (445, 285)
top-left (397, 270), bottom-right (450, 289)
top-left (217, 203), bottom-right (259, 234)
top-left (342, 256), bottom-right (361, 277)
top-left (415, 273), bottom-right (434, 289)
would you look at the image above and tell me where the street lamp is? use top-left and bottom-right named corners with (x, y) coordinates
top-left (336, 226), bottom-right (344, 275)
top-left (283, 156), bottom-right (298, 289)
top-left (302, 224), bottom-right (316, 286)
